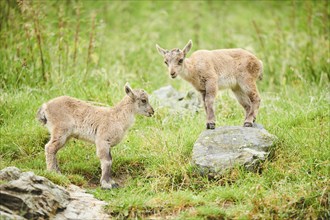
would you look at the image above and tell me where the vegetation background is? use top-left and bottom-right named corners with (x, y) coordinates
top-left (0, 0), bottom-right (329, 219)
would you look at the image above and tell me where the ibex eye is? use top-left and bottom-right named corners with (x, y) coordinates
top-left (141, 99), bottom-right (147, 104)
top-left (164, 61), bottom-right (168, 66)
top-left (178, 59), bottom-right (183, 64)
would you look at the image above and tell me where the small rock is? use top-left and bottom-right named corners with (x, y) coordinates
top-left (192, 125), bottom-right (277, 176)
top-left (151, 85), bottom-right (201, 113)
top-left (152, 85), bottom-right (184, 100)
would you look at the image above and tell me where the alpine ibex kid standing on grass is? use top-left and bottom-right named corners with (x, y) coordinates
top-left (37, 83), bottom-right (154, 189)
top-left (156, 40), bottom-right (263, 129)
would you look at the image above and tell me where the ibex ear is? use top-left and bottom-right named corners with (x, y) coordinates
top-left (156, 44), bottom-right (167, 57)
top-left (182, 40), bottom-right (193, 56)
top-left (125, 83), bottom-right (136, 100)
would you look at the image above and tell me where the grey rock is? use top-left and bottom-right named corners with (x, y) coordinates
top-left (151, 85), bottom-right (201, 113)
top-left (54, 185), bottom-right (110, 220)
top-left (0, 167), bottom-right (21, 181)
top-left (0, 211), bottom-right (26, 220)
top-left (0, 167), bottom-right (111, 220)
top-left (192, 125), bottom-right (277, 176)
top-left (0, 167), bottom-right (70, 219)
top-left (152, 85), bottom-right (184, 100)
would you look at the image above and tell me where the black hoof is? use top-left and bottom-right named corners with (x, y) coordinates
top-left (111, 183), bottom-right (120, 189)
top-left (206, 123), bottom-right (216, 129)
top-left (243, 122), bottom-right (253, 127)
top-left (101, 182), bottom-right (120, 190)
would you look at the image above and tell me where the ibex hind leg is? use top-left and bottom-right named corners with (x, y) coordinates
top-left (247, 82), bottom-right (261, 125)
top-left (45, 129), bottom-right (68, 173)
top-left (232, 87), bottom-right (253, 127)
top-left (238, 81), bottom-right (261, 127)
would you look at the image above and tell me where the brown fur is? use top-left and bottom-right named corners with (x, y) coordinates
top-left (156, 40), bottom-right (263, 129)
top-left (37, 84), bottom-right (154, 189)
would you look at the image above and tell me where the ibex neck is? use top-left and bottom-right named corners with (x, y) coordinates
top-left (112, 96), bottom-right (136, 130)
top-left (180, 58), bottom-right (194, 80)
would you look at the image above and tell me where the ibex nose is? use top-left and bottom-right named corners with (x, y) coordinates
top-left (170, 71), bottom-right (176, 78)
top-left (149, 107), bottom-right (155, 117)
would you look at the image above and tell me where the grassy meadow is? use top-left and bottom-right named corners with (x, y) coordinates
top-left (0, 0), bottom-right (329, 219)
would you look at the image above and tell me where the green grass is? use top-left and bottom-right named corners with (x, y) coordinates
top-left (0, 0), bottom-right (329, 219)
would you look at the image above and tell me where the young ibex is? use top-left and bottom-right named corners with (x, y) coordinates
top-left (156, 40), bottom-right (263, 129)
top-left (37, 83), bottom-right (154, 189)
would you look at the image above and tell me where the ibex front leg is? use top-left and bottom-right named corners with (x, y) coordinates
top-left (204, 82), bottom-right (218, 129)
top-left (96, 139), bottom-right (118, 189)
top-left (201, 91), bottom-right (207, 113)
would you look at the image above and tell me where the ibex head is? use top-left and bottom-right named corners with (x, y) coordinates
top-left (156, 40), bottom-right (192, 79)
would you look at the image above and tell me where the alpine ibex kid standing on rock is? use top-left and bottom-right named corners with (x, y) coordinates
top-left (156, 40), bottom-right (263, 129)
top-left (37, 83), bottom-right (154, 189)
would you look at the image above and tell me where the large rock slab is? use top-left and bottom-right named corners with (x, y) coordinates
top-left (0, 167), bottom-right (70, 219)
top-left (0, 167), bottom-right (111, 220)
top-left (151, 85), bottom-right (201, 113)
top-left (192, 125), bottom-right (277, 176)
